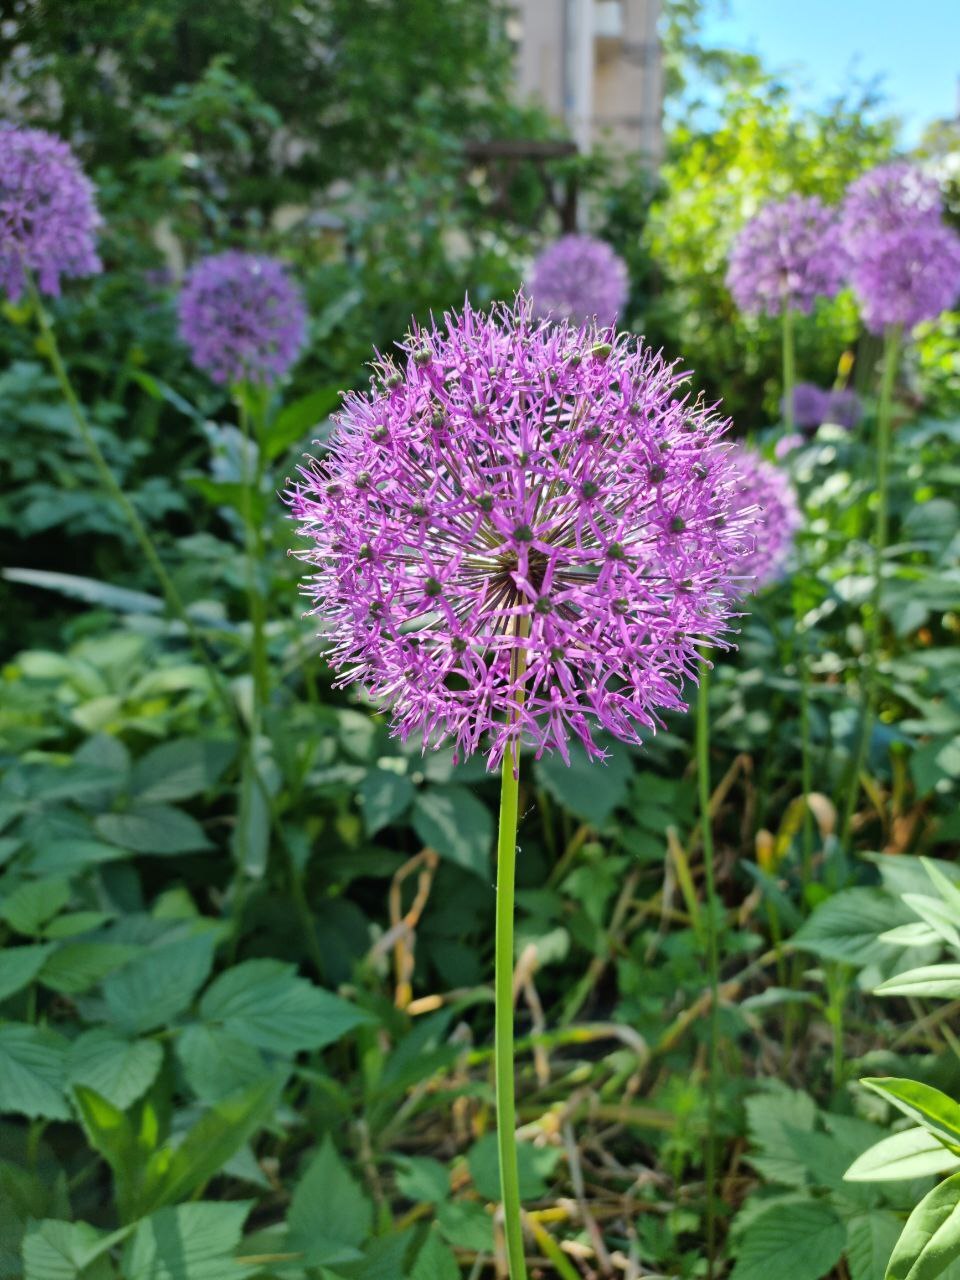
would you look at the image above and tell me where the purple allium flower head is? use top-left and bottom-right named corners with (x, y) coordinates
top-left (288, 299), bottom-right (756, 767)
top-left (0, 126), bottom-right (102, 301)
top-left (822, 386), bottom-right (863, 429)
top-left (848, 223), bottom-right (960, 335)
top-left (178, 250), bottom-right (307, 386)
top-left (775, 433), bottom-right (805, 460)
top-left (840, 162), bottom-right (943, 250)
top-left (785, 382), bottom-right (829, 430)
top-left (728, 445), bottom-right (801, 590)
top-left (726, 195), bottom-right (846, 317)
top-left (528, 235), bottom-right (629, 327)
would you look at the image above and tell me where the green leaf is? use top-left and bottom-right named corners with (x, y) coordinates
top-left (0, 944), bottom-right (55, 1003)
top-left (121, 1201), bottom-right (256, 1280)
top-left (264, 386), bottom-right (340, 460)
top-left (199, 959), bottom-right (373, 1054)
top-left (0, 877), bottom-right (71, 935)
top-left (745, 1084), bottom-right (818, 1188)
top-left (846, 1211), bottom-right (902, 1280)
top-left (175, 1025), bottom-right (270, 1104)
top-left (22, 1218), bottom-right (117, 1280)
top-left (138, 1075), bottom-right (282, 1214)
top-left (412, 786), bottom-right (492, 878)
top-left (0, 1023), bottom-right (69, 1120)
top-left (357, 770), bottom-right (414, 836)
top-left (792, 889), bottom-right (912, 966)
top-left (466, 1133), bottom-right (551, 1201)
top-left (286, 1135), bottom-right (372, 1265)
top-left (902, 896), bottom-right (960, 950)
top-left (29, 840), bottom-right (128, 874)
top-left (862, 1079), bottom-right (960, 1149)
top-left (408, 1227), bottom-right (459, 1280)
top-left (71, 1086), bottom-right (145, 1218)
top-left (39, 942), bottom-right (139, 996)
top-left (2, 567), bottom-right (163, 615)
top-left (102, 934), bottom-right (216, 1034)
top-left (887, 1171), bottom-right (960, 1280)
top-left (846, 1128), bottom-right (960, 1182)
top-left (729, 1200), bottom-right (846, 1280)
top-left (130, 739), bottom-right (234, 804)
top-left (68, 1031), bottom-right (163, 1111)
top-left (436, 1201), bottom-right (494, 1253)
top-left (393, 1155), bottom-right (450, 1205)
top-left (95, 806), bottom-right (211, 855)
top-left (876, 967), bottom-right (960, 1000)
top-left (535, 739), bottom-right (634, 827)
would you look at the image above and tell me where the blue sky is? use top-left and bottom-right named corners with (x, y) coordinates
top-left (700, 0), bottom-right (960, 143)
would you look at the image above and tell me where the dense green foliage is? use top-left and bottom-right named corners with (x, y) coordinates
top-left (2, 3), bottom-right (960, 1279)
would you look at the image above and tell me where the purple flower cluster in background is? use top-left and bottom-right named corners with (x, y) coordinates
top-left (0, 126), bottom-right (102, 302)
top-left (839, 163), bottom-right (943, 247)
top-left (178, 250), bottom-right (307, 387)
top-left (728, 445), bottom-right (802, 589)
top-left (527, 234), bottom-right (629, 327)
top-left (289, 299), bottom-right (757, 767)
top-left (783, 382), bottom-right (862, 431)
top-left (725, 195), bottom-right (845, 317)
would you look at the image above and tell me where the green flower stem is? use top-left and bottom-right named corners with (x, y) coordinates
top-left (782, 305), bottom-right (796, 432)
top-left (237, 387), bottom-right (271, 709)
top-left (495, 635), bottom-right (530, 1280)
top-left (696, 655), bottom-right (720, 1280)
top-left (840, 324), bottom-right (902, 844)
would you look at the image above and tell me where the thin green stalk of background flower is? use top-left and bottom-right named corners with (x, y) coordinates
top-left (696, 655), bottom-right (720, 1280)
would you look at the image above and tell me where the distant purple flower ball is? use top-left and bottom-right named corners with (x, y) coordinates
top-left (178, 251), bottom-right (307, 386)
top-left (822, 386), bottom-right (862, 429)
top-left (728, 445), bottom-right (801, 590)
top-left (726, 195), bottom-right (846, 317)
top-left (785, 382), bottom-right (829, 429)
top-left (840, 162), bottom-right (943, 250)
top-left (0, 126), bottom-right (102, 301)
top-left (775, 433), bottom-right (805, 460)
top-left (528, 235), bottom-right (629, 327)
top-left (848, 223), bottom-right (960, 335)
top-left (288, 299), bottom-right (755, 767)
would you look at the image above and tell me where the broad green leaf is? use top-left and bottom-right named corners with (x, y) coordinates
top-left (121, 1201), bottom-right (256, 1280)
top-left (102, 934), bottom-right (216, 1033)
top-left (846, 1128), bottom-right (960, 1182)
top-left (408, 1227), bottom-right (459, 1280)
top-left (39, 942), bottom-right (139, 996)
top-left (846, 1211), bottom-right (902, 1280)
top-left (231, 748), bottom-right (270, 879)
top-left (68, 1031), bottom-right (163, 1111)
top-left (357, 769), bottom-right (414, 836)
top-left (199, 959), bottom-right (373, 1054)
top-left (22, 1218), bottom-right (116, 1280)
top-left (29, 839), bottom-right (127, 874)
top-left (0, 1023), bottom-right (69, 1120)
top-left (412, 786), bottom-right (492, 878)
top-left (130, 739), bottom-right (234, 805)
top-left (0, 876), bottom-right (71, 935)
top-left (887, 1171), bottom-right (960, 1280)
top-left (922, 859), bottom-right (960, 924)
top-left (436, 1201), bottom-right (494, 1252)
top-left (876, 967), bottom-right (960, 1000)
top-left (393, 1155), bottom-right (450, 1205)
top-left (863, 1080), bottom-right (960, 1149)
top-left (45, 911), bottom-right (114, 939)
top-left (902, 896), bottom-right (960, 951)
top-left (466, 1133), bottom-right (552, 1201)
top-left (535, 738), bottom-right (634, 828)
top-left (0, 944), bottom-right (55, 1003)
top-left (1, 567), bottom-right (163, 615)
top-left (138, 1075), bottom-right (282, 1214)
top-left (175, 1025), bottom-right (270, 1104)
top-left (745, 1084), bottom-right (818, 1188)
top-left (729, 1200), bottom-right (846, 1280)
top-left (264, 386), bottom-right (340, 460)
top-left (286, 1135), bottom-right (372, 1265)
top-left (95, 806), bottom-right (211, 856)
top-left (792, 889), bottom-right (913, 966)
top-left (71, 1086), bottom-right (145, 1219)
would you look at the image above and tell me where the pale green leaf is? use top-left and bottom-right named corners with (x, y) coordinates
top-left (863, 1080), bottom-right (960, 1149)
top-left (95, 806), bottom-right (210, 856)
top-left (876, 966), bottom-right (960, 1000)
top-left (121, 1201), bottom-right (256, 1280)
top-left (411, 786), bottom-right (492, 878)
top-left (887, 1171), bottom-right (960, 1280)
top-left (846, 1211), bottom-right (902, 1280)
top-left (846, 1128), bottom-right (960, 1183)
top-left (68, 1031), bottom-right (163, 1111)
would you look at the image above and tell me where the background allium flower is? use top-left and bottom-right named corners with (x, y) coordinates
top-left (728, 445), bottom-right (801, 589)
top-left (289, 300), bottom-right (755, 767)
top-left (527, 235), bottom-right (629, 327)
top-left (726, 195), bottom-right (846, 316)
top-left (848, 224), bottom-right (960, 335)
top-left (785, 382), bottom-right (829, 429)
top-left (775, 433), bottom-right (805, 460)
top-left (822, 386), bottom-right (862, 429)
top-left (840, 162), bottom-right (943, 250)
top-left (0, 126), bottom-right (102, 301)
top-left (178, 251), bottom-right (307, 386)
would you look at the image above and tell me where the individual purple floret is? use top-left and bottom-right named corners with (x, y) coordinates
top-left (728, 445), bottom-right (801, 590)
top-left (527, 234), bottom-right (629, 327)
top-left (848, 223), bottom-right (960, 335)
top-left (0, 125), bottom-right (102, 301)
top-left (726, 195), bottom-right (846, 317)
top-left (178, 251), bottom-right (307, 387)
top-left (840, 162), bottom-right (943, 250)
top-left (822, 386), bottom-right (862, 429)
top-left (288, 299), bottom-right (756, 768)
top-left (785, 383), bottom-right (829, 430)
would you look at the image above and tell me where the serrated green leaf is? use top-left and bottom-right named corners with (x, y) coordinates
top-left (175, 1025), bottom-right (270, 1105)
top-left (887, 1171), bottom-right (960, 1280)
top-left (199, 959), bottom-right (373, 1055)
top-left (792, 889), bottom-right (912, 966)
top-left (745, 1084), bottom-right (818, 1188)
top-left (287, 1135), bottom-right (372, 1265)
top-left (22, 1218), bottom-right (116, 1280)
top-left (393, 1155), bottom-right (450, 1205)
top-left (0, 1023), bottom-right (69, 1120)
top-left (130, 739), bottom-right (234, 805)
top-left (68, 1031), bottom-right (163, 1111)
top-left (729, 1200), bottom-right (846, 1280)
top-left (95, 806), bottom-right (210, 856)
top-left (535, 739), bottom-right (634, 828)
top-left (411, 786), bottom-right (492, 878)
top-left (466, 1133), bottom-right (552, 1201)
top-left (39, 942), bottom-right (139, 996)
top-left (846, 1128), bottom-right (960, 1183)
top-left (863, 1079), bottom-right (960, 1148)
top-left (102, 934), bottom-right (216, 1033)
top-left (0, 944), bottom-right (55, 1003)
top-left (408, 1227), bottom-right (459, 1280)
top-left (357, 770), bottom-right (414, 836)
top-left (846, 1211), bottom-right (902, 1280)
top-left (121, 1201), bottom-right (256, 1280)
top-left (0, 877), bottom-right (71, 935)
